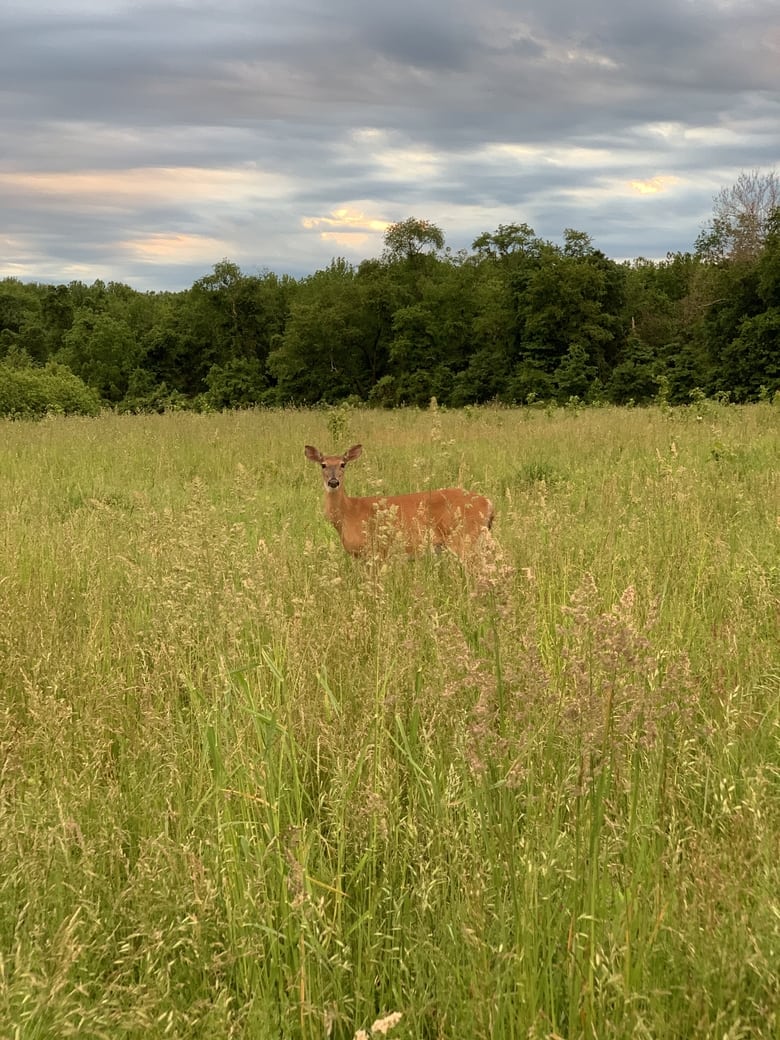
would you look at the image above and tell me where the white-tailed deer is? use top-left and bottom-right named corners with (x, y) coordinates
top-left (305, 443), bottom-right (494, 558)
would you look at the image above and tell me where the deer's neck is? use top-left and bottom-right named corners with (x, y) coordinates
top-left (323, 487), bottom-right (350, 529)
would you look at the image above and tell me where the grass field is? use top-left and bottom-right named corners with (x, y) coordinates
top-left (1, 402), bottom-right (779, 1039)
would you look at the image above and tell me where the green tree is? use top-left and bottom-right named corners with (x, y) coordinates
top-left (186, 261), bottom-right (294, 390)
top-left (268, 260), bottom-right (374, 403)
top-left (204, 356), bottom-right (268, 409)
top-left (518, 234), bottom-right (626, 385)
top-left (383, 218), bottom-right (445, 263)
top-left (59, 311), bottom-right (143, 402)
top-left (384, 255), bottom-right (479, 405)
top-left (699, 263), bottom-right (762, 395)
top-left (720, 310), bottom-right (780, 400)
top-left (454, 224), bottom-right (545, 403)
top-left (472, 222), bottom-right (540, 262)
top-left (40, 284), bottom-right (76, 357)
top-left (554, 342), bottom-right (599, 401)
top-left (607, 334), bottom-right (660, 404)
top-left (756, 209), bottom-right (780, 307)
top-left (622, 254), bottom-right (699, 361)
top-left (451, 268), bottom-right (515, 404)
top-left (505, 360), bottom-right (555, 403)
top-left (0, 357), bottom-right (101, 418)
top-left (0, 279), bottom-right (47, 361)
top-left (716, 209), bottom-right (780, 399)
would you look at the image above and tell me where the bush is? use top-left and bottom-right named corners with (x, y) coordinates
top-left (505, 360), bottom-right (555, 404)
top-left (0, 360), bottom-right (101, 419)
top-left (204, 357), bottom-right (268, 409)
top-left (607, 359), bottom-right (659, 404)
top-left (118, 369), bottom-right (191, 414)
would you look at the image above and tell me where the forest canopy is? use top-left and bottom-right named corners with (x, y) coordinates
top-left (2, 173), bottom-right (779, 415)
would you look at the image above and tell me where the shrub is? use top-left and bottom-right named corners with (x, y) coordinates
top-left (118, 369), bottom-right (191, 414)
top-left (204, 357), bottom-right (268, 409)
top-left (0, 360), bottom-right (101, 418)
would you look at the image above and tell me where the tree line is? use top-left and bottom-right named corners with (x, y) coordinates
top-left (1, 172), bottom-right (779, 417)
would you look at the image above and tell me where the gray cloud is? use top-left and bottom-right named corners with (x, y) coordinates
top-left (0, 0), bottom-right (778, 288)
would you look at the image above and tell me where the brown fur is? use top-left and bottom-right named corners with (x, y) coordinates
top-left (305, 443), bottom-right (494, 558)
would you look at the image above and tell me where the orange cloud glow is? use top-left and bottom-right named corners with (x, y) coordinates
top-left (0, 165), bottom-right (291, 206)
top-left (629, 175), bottom-right (680, 195)
top-left (118, 232), bottom-right (230, 262)
top-left (302, 207), bottom-right (391, 234)
top-left (302, 208), bottom-right (391, 248)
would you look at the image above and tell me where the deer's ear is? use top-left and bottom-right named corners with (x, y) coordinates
top-left (344, 444), bottom-right (363, 462)
top-left (304, 445), bottom-right (323, 463)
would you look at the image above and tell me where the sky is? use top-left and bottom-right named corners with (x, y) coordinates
top-left (1, 0), bottom-right (778, 292)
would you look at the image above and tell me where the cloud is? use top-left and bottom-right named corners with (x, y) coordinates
top-left (0, 0), bottom-right (778, 288)
top-left (629, 176), bottom-right (681, 195)
top-left (301, 206), bottom-right (391, 250)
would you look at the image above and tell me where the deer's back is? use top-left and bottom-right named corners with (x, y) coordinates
top-left (342, 486), bottom-right (493, 555)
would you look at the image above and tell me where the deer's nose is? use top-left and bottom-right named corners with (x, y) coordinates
top-left (327, 478), bottom-right (340, 489)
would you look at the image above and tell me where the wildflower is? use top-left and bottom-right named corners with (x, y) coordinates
top-left (370, 1011), bottom-right (403, 1035)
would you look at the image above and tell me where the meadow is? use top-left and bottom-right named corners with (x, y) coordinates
top-left (0, 402), bottom-right (778, 1039)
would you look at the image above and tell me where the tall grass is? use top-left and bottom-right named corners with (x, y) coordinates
top-left (1, 403), bottom-right (778, 1039)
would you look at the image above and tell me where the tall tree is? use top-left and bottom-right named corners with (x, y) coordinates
top-left (182, 261), bottom-right (295, 395)
top-left (382, 218), bottom-right (445, 264)
top-left (716, 209), bottom-right (780, 400)
top-left (59, 311), bottom-right (143, 402)
top-left (696, 168), bottom-right (780, 264)
top-left (0, 279), bottom-right (45, 361)
top-left (472, 223), bottom-right (540, 262)
top-left (517, 234), bottom-right (626, 394)
top-left (268, 259), bottom-right (377, 403)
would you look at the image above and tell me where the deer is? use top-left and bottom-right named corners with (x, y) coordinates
top-left (304, 443), bottom-right (494, 558)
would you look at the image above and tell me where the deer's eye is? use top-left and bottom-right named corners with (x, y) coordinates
top-left (340, 463), bottom-right (345, 469)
